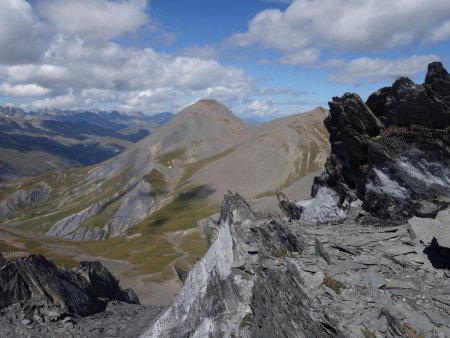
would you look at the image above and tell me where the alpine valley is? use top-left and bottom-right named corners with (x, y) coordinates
top-left (0, 99), bottom-right (330, 305)
top-left (1, 61), bottom-right (449, 338)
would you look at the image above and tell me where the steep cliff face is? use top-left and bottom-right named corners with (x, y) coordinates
top-left (305, 61), bottom-right (450, 224)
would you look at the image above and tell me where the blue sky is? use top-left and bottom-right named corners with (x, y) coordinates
top-left (1, 0), bottom-right (450, 120)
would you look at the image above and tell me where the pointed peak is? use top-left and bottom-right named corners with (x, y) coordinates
top-left (177, 99), bottom-right (244, 124)
top-left (425, 61), bottom-right (450, 85)
top-left (189, 99), bottom-right (228, 111)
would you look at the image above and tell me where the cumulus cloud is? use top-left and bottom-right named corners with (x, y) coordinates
top-left (230, 0), bottom-right (450, 62)
top-left (0, 0), bottom-right (48, 64)
top-left (427, 20), bottom-right (450, 43)
top-left (0, 83), bottom-right (50, 97)
top-left (0, 32), bottom-right (252, 112)
top-left (279, 48), bottom-right (320, 65)
top-left (249, 99), bottom-right (277, 117)
top-left (37, 0), bottom-right (149, 40)
top-left (330, 55), bottom-right (440, 85)
top-left (31, 89), bottom-right (78, 109)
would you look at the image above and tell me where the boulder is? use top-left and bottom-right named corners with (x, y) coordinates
top-left (408, 208), bottom-right (450, 248)
top-left (366, 61), bottom-right (450, 130)
top-left (0, 254), bottom-right (139, 317)
top-left (306, 62), bottom-right (450, 223)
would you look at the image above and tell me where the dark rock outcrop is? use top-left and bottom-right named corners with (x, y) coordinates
top-left (276, 192), bottom-right (302, 220)
top-left (0, 253), bottom-right (6, 266)
top-left (366, 62), bottom-right (450, 129)
top-left (143, 193), bottom-right (343, 338)
top-left (0, 254), bottom-right (139, 317)
top-left (143, 193), bottom-right (450, 338)
top-left (305, 62), bottom-right (450, 224)
top-left (76, 261), bottom-right (136, 303)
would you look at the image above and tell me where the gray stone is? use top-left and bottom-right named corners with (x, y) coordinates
top-left (315, 237), bottom-right (332, 264)
top-left (408, 214), bottom-right (449, 247)
top-left (383, 280), bottom-right (415, 289)
top-left (424, 310), bottom-right (448, 326)
top-left (0, 254), bottom-right (139, 317)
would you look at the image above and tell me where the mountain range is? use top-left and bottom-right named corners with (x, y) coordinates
top-left (1, 61), bottom-right (448, 338)
top-left (0, 99), bottom-right (329, 304)
top-left (0, 107), bottom-right (174, 179)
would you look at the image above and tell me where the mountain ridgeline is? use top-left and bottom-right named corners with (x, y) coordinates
top-left (0, 62), bottom-right (449, 338)
top-left (0, 108), bottom-right (174, 179)
top-left (0, 100), bottom-right (329, 241)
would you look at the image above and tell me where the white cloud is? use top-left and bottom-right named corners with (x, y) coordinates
top-left (249, 99), bottom-right (277, 117)
top-left (37, 0), bottom-right (149, 40)
top-left (259, 87), bottom-right (306, 96)
top-left (0, 83), bottom-right (50, 97)
top-left (230, 0), bottom-right (450, 56)
top-left (279, 48), bottom-right (320, 65)
top-left (0, 0), bottom-right (48, 64)
top-left (0, 31), bottom-right (252, 112)
top-left (330, 55), bottom-right (440, 85)
top-left (31, 89), bottom-right (78, 109)
top-left (427, 20), bottom-right (450, 43)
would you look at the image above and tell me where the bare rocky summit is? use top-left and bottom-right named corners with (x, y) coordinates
top-left (298, 61), bottom-right (450, 225)
top-left (143, 62), bottom-right (450, 338)
top-left (142, 192), bottom-right (450, 338)
top-left (0, 253), bottom-right (154, 337)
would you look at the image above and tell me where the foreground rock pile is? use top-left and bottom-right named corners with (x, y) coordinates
top-left (143, 193), bottom-right (450, 337)
top-left (0, 254), bottom-right (158, 337)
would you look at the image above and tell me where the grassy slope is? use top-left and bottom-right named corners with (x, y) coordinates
top-left (4, 166), bottom-right (131, 233)
top-left (0, 113), bottom-right (328, 286)
top-left (0, 148), bottom-right (228, 279)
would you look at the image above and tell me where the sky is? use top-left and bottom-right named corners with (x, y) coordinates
top-left (0, 0), bottom-right (450, 120)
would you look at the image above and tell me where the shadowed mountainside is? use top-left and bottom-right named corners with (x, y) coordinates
top-left (0, 109), bottom-right (174, 179)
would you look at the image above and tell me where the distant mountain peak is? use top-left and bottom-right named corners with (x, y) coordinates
top-left (178, 99), bottom-right (242, 123)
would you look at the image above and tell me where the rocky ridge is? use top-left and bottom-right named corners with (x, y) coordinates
top-left (298, 61), bottom-right (450, 225)
top-left (143, 62), bottom-right (450, 338)
top-left (143, 192), bottom-right (450, 338)
top-left (0, 253), bottom-right (139, 315)
top-left (0, 253), bottom-right (153, 337)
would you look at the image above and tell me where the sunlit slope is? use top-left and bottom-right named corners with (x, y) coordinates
top-left (0, 103), bottom-right (330, 305)
top-left (188, 107), bottom-right (330, 201)
top-left (0, 100), bottom-right (247, 239)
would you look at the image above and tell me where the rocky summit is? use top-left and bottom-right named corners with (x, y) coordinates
top-left (301, 61), bottom-right (450, 225)
top-left (0, 253), bottom-right (156, 337)
top-left (142, 63), bottom-right (450, 338)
